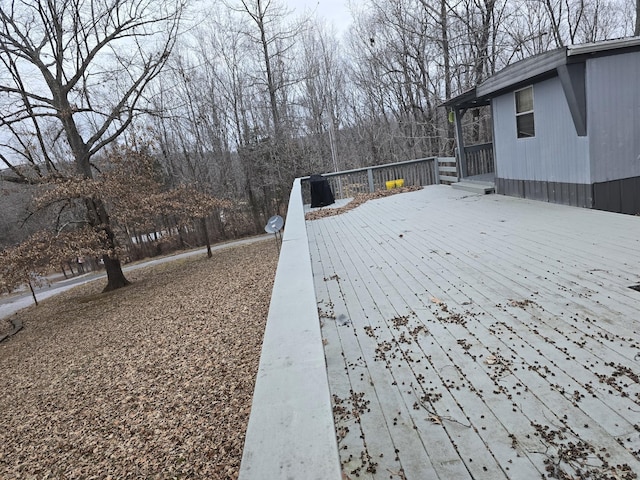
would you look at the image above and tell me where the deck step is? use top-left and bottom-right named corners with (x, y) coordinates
top-left (439, 174), bottom-right (458, 185)
top-left (451, 181), bottom-right (495, 194)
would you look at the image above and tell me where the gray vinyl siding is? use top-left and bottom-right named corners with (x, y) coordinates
top-left (587, 51), bottom-right (640, 183)
top-left (493, 76), bottom-right (590, 183)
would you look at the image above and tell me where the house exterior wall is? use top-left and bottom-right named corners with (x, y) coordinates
top-left (479, 43), bottom-right (640, 213)
top-left (492, 76), bottom-right (590, 184)
top-left (587, 51), bottom-right (640, 183)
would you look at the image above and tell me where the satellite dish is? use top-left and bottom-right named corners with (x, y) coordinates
top-left (265, 215), bottom-right (284, 234)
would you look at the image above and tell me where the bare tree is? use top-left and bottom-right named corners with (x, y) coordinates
top-left (297, 21), bottom-right (348, 173)
top-left (506, 2), bottom-right (554, 60)
top-left (0, 0), bottom-right (184, 291)
top-left (220, 0), bottom-right (309, 221)
top-left (347, 0), bottom-right (468, 160)
top-left (231, 0), bottom-right (304, 142)
top-left (577, 0), bottom-right (622, 42)
top-left (538, 0), bottom-right (621, 46)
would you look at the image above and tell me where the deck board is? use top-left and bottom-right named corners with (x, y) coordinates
top-left (314, 217), bottom-right (446, 479)
top-left (307, 186), bottom-right (640, 480)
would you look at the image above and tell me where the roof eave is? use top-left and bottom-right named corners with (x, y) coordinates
top-left (441, 36), bottom-right (640, 109)
top-left (439, 87), bottom-right (491, 110)
top-left (477, 48), bottom-right (567, 98)
top-left (567, 36), bottom-right (640, 56)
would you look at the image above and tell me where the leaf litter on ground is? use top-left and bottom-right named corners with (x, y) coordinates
top-left (0, 239), bottom-right (278, 479)
top-left (305, 186), bottom-right (422, 221)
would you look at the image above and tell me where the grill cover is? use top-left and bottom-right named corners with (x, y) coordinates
top-left (309, 175), bottom-right (335, 208)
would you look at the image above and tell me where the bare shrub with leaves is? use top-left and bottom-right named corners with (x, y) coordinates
top-left (1, 147), bottom-right (230, 298)
top-left (0, 227), bottom-right (108, 304)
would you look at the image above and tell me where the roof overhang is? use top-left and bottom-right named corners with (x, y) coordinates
top-left (477, 48), bottom-right (566, 98)
top-left (442, 36), bottom-right (640, 109)
top-left (440, 87), bottom-right (491, 110)
top-left (567, 36), bottom-right (640, 56)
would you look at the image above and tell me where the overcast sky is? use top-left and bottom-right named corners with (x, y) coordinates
top-left (288, 0), bottom-right (353, 35)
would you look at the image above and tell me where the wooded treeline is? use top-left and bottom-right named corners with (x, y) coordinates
top-left (0, 0), bottom-right (638, 289)
top-left (146, 0), bottom-right (638, 231)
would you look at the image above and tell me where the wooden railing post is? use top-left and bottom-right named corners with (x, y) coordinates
top-left (367, 168), bottom-right (375, 193)
top-left (454, 108), bottom-right (468, 179)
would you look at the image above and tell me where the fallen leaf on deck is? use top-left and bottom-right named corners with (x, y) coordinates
top-left (485, 354), bottom-right (498, 365)
top-left (429, 415), bottom-right (442, 425)
top-left (305, 186), bottom-right (422, 221)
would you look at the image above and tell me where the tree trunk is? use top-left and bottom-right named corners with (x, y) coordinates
top-left (61, 263), bottom-right (69, 279)
top-left (254, 0), bottom-right (281, 142)
top-left (544, 0), bottom-right (565, 47)
top-left (200, 217), bottom-right (212, 258)
top-left (102, 255), bottom-right (131, 292)
top-left (175, 218), bottom-right (186, 248)
top-left (636, 0), bottom-right (640, 36)
top-left (84, 197), bottom-right (131, 291)
top-left (28, 279), bottom-right (38, 306)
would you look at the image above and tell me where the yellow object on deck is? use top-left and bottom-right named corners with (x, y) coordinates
top-left (386, 179), bottom-right (405, 190)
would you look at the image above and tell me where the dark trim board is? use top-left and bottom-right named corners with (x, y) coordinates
top-left (496, 178), bottom-right (593, 208)
top-left (496, 176), bottom-right (640, 214)
top-left (557, 62), bottom-right (587, 137)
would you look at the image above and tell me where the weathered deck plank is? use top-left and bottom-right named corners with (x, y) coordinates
top-left (312, 217), bottom-right (448, 479)
top-left (307, 186), bottom-right (640, 480)
top-left (325, 203), bottom-right (544, 478)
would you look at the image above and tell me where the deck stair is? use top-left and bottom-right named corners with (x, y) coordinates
top-left (451, 180), bottom-right (495, 194)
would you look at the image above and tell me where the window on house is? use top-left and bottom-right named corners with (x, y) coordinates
top-left (515, 86), bottom-right (535, 138)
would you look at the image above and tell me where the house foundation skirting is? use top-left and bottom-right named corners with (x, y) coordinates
top-left (496, 178), bottom-right (593, 208)
top-left (593, 176), bottom-right (640, 214)
top-left (496, 176), bottom-right (640, 214)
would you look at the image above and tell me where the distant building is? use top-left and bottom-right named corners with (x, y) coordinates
top-left (443, 37), bottom-right (640, 214)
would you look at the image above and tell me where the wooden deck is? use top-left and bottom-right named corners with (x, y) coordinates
top-left (307, 185), bottom-right (640, 480)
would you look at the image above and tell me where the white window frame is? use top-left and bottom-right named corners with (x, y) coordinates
top-left (515, 86), bottom-right (535, 138)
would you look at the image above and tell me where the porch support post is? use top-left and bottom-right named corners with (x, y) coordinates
top-left (367, 168), bottom-right (375, 193)
top-left (454, 108), bottom-right (467, 179)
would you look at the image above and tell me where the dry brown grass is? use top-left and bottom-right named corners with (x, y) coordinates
top-left (0, 239), bottom-right (278, 479)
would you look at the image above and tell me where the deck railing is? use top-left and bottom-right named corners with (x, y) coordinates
top-left (300, 156), bottom-right (445, 203)
top-left (239, 179), bottom-right (342, 480)
top-left (463, 142), bottom-right (494, 177)
top-left (240, 158), bottom-right (454, 479)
